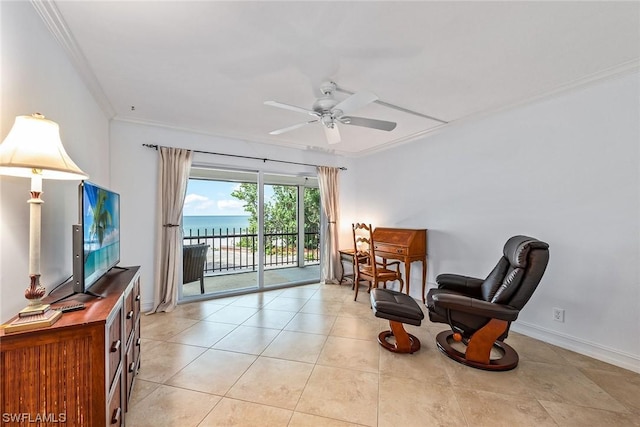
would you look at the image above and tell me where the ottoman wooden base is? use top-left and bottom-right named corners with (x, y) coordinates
top-left (378, 320), bottom-right (421, 354)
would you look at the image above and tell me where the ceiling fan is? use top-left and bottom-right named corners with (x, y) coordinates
top-left (264, 82), bottom-right (396, 144)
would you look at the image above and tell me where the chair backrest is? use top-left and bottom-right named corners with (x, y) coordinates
top-left (480, 235), bottom-right (549, 309)
top-left (183, 244), bottom-right (208, 283)
top-left (352, 223), bottom-right (376, 275)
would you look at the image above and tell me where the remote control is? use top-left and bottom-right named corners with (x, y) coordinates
top-left (55, 302), bottom-right (86, 313)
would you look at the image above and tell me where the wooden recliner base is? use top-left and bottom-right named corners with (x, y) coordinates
top-left (435, 319), bottom-right (519, 371)
top-left (378, 320), bottom-right (421, 354)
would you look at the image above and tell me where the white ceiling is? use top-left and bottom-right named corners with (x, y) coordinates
top-left (43, 1), bottom-right (639, 155)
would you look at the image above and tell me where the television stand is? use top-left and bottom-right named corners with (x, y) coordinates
top-left (1, 267), bottom-right (142, 426)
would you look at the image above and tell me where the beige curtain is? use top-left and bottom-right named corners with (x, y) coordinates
top-left (149, 147), bottom-right (193, 313)
top-left (317, 166), bottom-right (341, 284)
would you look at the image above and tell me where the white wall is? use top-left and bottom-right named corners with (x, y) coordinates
top-left (109, 120), bottom-right (343, 312)
top-left (0, 2), bottom-right (110, 320)
top-left (341, 72), bottom-right (640, 372)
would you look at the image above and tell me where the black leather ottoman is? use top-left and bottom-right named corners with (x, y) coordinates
top-left (370, 288), bottom-right (424, 353)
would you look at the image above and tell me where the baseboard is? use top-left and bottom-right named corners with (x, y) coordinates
top-left (512, 321), bottom-right (640, 374)
top-left (141, 301), bottom-right (154, 313)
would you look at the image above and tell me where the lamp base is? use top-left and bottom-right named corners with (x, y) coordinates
top-left (23, 274), bottom-right (48, 316)
top-left (25, 274), bottom-right (46, 300)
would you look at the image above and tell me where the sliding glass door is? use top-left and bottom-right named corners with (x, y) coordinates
top-left (179, 168), bottom-right (320, 301)
top-left (180, 169), bottom-right (258, 299)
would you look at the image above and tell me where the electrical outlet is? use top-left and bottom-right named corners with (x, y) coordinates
top-left (553, 307), bottom-right (565, 322)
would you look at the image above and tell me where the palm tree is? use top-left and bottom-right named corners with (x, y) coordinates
top-left (90, 189), bottom-right (112, 246)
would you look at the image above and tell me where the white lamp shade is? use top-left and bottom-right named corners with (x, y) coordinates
top-left (0, 114), bottom-right (88, 180)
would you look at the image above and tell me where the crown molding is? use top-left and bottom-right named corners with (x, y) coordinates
top-left (354, 59), bottom-right (640, 158)
top-left (30, 0), bottom-right (116, 118)
top-left (113, 116), bottom-right (347, 157)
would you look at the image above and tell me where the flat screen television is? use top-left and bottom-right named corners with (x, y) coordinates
top-left (72, 181), bottom-right (121, 295)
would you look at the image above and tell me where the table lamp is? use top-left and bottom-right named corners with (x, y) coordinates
top-left (0, 113), bottom-right (89, 316)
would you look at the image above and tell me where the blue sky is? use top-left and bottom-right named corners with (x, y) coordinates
top-left (183, 180), bottom-right (274, 216)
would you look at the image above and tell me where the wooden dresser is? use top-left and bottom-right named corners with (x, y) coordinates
top-left (0, 267), bottom-right (141, 426)
top-left (372, 228), bottom-right (428, 302)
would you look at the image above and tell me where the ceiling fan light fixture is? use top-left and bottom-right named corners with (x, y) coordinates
top-left (321, 114), bottom-right (334, 128)
top-left (264, 81), bottom-right (397, 144)
top-left (324, 123), bottom-right (341, 144)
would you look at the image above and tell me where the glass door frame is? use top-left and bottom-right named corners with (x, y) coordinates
top-left (179, 166), bottom-right (320, 302)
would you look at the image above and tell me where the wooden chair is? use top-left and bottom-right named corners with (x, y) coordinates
top-left (183, 244), bottom-right (208, 294)
top-left (352, 223), bottom-right (404, 301)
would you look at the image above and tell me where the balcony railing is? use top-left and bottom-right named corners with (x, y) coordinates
top-left (184, 228), bottom-right (320, 275)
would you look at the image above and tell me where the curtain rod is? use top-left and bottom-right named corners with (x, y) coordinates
top-left (142, 144), bottom-right (347, 170)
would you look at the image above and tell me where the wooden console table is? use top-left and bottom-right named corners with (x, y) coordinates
top-left (373, 228), bottom-right (428, 303)
top-left (0, 267), bottom-right (141, 426)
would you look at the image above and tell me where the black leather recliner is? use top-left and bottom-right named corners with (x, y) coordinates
top-left (427, 235), bottom-right (549, 371)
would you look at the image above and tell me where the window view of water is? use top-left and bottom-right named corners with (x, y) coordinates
top-left (183, 215), bottom-right (251, 236)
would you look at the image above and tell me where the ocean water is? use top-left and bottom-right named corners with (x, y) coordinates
top-left (183, 215), bottom-right (251, 236)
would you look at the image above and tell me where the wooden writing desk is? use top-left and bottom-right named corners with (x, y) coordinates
top-left (372, 228), bottom-right (428, 303)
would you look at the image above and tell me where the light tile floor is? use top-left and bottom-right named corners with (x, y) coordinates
top-left (182, 265), bottom-right (321, 297)
top-left (129, 282), bottom-right (640, 427)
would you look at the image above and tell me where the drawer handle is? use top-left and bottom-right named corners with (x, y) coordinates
top-left (397, 249), bottom-right (403, 253)
top-left (129, 362), bottom-right (136, 373)
top-left (110, 340), bottom-right (121, 353)
top-left (126, 310), bottom-right (134, 319)
top-left (111, 407), bottom-right (121, 425)
top-left (136, 338), bottom-right (141, 346)
top-left (135, 294), bottom-right (141, 301)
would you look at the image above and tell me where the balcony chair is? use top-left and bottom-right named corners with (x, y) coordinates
top-left (427, 235), bottom-right (549, 371)
top-left (183, 243), bottom-right (209, 294)
top-left (352, 223), bottom-right (404, 301)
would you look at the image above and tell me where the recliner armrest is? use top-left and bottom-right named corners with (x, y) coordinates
top-left (431, 293), bottom-right (519, 322)
top-left (436, 274), bottom-right (483, 294)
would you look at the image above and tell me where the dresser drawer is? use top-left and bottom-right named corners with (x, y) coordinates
top-left (124, 288), bottom-right (135, 344)
top-left (133, 277), bottom-right (141, 320)
top-left (108, 375), bottom-right (123, 426)
top-left (374, 244), bottom-right (407, 256)
top-left (107, 305), bottom-right (123, 391)
top-left (133, 318), bottom-right (141, 365)
top-left (125, 337), bottom-right (136, 410)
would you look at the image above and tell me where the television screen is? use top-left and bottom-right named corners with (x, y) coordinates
top-left (79, 181), bottom-right (120, 292)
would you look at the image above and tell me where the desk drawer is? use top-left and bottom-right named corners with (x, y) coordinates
top-left (374, 244), bottom-right (407, 256)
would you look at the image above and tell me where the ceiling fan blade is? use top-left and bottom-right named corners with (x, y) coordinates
top-left (323, 124), bottom-right (341, 144)
top-left (340, 116), bottom-right (397, 132)
top-left (264, 101), bottom-right (318, 117)
top-left (333, 91), bottom-right (378, 115)
top-left (269, 119), bottom-right (319, 135)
